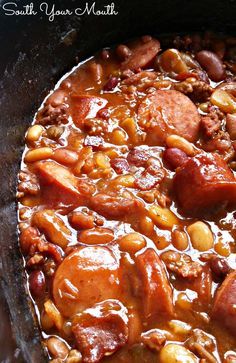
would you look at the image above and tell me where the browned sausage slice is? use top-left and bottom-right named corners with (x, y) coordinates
top-left (174, 153), bottom-right (236, 216)
top-left (135, 248), bottom-right (174, 319)
top-left (212, 270), bottom-right (236, 335)
top-left (53, 246), bottom-right (121, 317)
top-left (138, 90), bottom-right (200, 144)
top-left (121, 38), bottom-right (160, 71)
top-left (71, 94), bottom-right (108, 127)
top-left (72, 300), bottom-right (128, 363)
top-left (36, 161), bottom-right (91, 207)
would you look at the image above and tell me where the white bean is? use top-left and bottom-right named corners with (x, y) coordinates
top-left (187, 221), bottom-right (214, 251)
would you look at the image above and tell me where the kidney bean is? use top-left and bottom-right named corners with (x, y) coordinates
top-left (101, 49), bottom-right (110, 60)
top-left (163, 148), bottom-right (189, 170)
top-left (116, 44), bottom-right (132, 61)
top-left (97, 108), bottom-right (109, 119)
top-left (103, 77), bottom-right (119, 91)
top-left (110, 158), bottom-right (130, 174)
top-left (195, 50), bottom-right (226, 82)
top-left (209, 256), bottom-right (230, 278)
top-left (20, 226), bottom-right (39, 254)
top-left (29, 270), bottom-right (46, 298)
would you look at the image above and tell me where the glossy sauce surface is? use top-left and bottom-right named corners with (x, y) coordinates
top-left (18, 33), bottom-right (236, 363)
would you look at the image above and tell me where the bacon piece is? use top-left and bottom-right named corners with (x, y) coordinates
top-left (72, 300), bottom-right (128, 363)
top-left (135, 248), bottom-right (174, 319)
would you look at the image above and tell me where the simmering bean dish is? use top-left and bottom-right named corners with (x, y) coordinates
top-left (17, 32), bottom-right (236, 363)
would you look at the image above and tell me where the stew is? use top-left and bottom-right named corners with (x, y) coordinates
top-left (17, 32), bottom-right (236, 363)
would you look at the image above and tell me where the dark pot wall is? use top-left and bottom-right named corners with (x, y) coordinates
top-left (0, 0), bottom-right (235, 361)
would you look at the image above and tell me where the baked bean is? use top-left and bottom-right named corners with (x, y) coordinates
top-left (111, 129), bottom-right (127, 145)
top-left (66, 350), bottom-right (82, 363)
top-left (53, 148), bottom-right (78, 166)
top-left (139, 216), bottom-right (155, 235)
top-left (214, 240), bottom-right (231, 257)
top-left (160, 344), bottom-right (197, 363)
top-left (69, 211), bottom-right (95, 230)
top-left (24, 147), bottom-right (53, 163)
top-left (172, 230), bottom-right (189, 250)
top-left (149, 205), bottom-right (178, 229)
top-left (168, 320), bottom-right (191, 335)
top-left (44, 300), bottom-right (63, 330)
top-left (47, 337), bottom-right (69, 359)
top-left (166, 135), bottom-right (196, 156)
top-left (29, 270), bottom-right (46, 298)
top-left (112, 174), bottom-right (135, 188)
top-left (120, 117), bottom-right (139, 144)
top-left (88, 62), bottom-right (103, 82)
top-left (78, 227), bottom-right (114, 244)
top-left (119, 233), bottom-right (146, 253)
top-left (196, 50), bottom-right (226, 82)
top-left (47, 126), bottom-right (64, 139)
top-left (187, 221), bottom-right (214, 251)
top-left (32, 209), bottom-right (71, 249)
top-left (40, 309), bottom-right (54, 331)
top-left (26, 125), bottom-right (44, 143)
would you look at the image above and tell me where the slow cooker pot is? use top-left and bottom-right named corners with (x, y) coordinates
top-left (0, 0), bottom-right (236, 361)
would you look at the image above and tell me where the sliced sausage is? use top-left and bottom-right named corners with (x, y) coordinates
top-left (71, 94), bottom-right (108, 127)
top-left (90, 193), bottom-right (144, 219)
top-left (35, 161), bottom-right (87, 207)
top-left (121, 37), bottom-right (160, 71)
top-left (138, 90), bottom-right (200, 145)
top-left (212, 270), bottom-right (236, 335)
top-left (135, 248), bottom-right (174, 319)
top-left (174, 152), bottom-right (236, 216)
top-left (53, 246), bottom-right (121, 317)
top-left (72, 300), bottom-right (128, 363)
